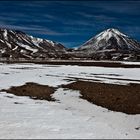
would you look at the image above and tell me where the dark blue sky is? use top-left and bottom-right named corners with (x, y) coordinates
top-left (0, 0), bottom-right (140, 48)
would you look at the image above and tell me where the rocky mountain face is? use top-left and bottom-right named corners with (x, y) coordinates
top-left (0, 28), bottom-right (66, 59)
top-left (0, 28), bottom-right (140, 61)
top-left (77, 28), bottom-right (140, 60)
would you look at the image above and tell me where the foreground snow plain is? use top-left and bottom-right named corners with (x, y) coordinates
top-left (0, 63), bottom-right (140, 139)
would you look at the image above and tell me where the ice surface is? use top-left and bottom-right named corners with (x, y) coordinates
top-left (0, 63), bottom-right (140, 139)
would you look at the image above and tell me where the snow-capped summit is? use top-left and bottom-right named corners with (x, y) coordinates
top-left (94, 28), bottom-right (127, 39)
top-left (0, 28), bottom-right (66, 59)
top-left (79, 28), bottom-right (140, 52)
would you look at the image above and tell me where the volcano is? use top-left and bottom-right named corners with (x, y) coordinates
top-left (78, 28), bottom-right (140, 60)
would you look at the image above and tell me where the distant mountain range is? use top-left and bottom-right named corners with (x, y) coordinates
top-left (0, 28), bottom-right (66, 59)
top-left (0, 28), bottom-right (140, 61)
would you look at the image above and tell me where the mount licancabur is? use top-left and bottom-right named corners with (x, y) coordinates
top-left (77, 28), bottom-right (140, 60)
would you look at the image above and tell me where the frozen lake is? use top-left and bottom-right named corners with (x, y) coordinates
top-left (0, 63), bottom-right (140, 139)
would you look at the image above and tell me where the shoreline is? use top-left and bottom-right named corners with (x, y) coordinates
top-left (0, 60), bottom-right (140, 68)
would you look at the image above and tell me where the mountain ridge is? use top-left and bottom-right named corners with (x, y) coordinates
top-left (76, 28), bottom-right (140, 60)
top-left (79, 28), bottom-right (140, 52)
top-left (0, 28), bottom-right (66, 59)
top-left (0, 27), bottom-right (140, 61)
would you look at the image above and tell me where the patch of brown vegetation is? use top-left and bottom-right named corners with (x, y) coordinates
top-left (62, 81), bottom-right (140, 114)
top-left (1, 82), bottom-right (56, 101)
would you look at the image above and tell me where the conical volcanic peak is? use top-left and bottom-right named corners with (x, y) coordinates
top-left (79, 28), bottom-right (140, 52)
top-left (94, 28), bottom-right (127, 39)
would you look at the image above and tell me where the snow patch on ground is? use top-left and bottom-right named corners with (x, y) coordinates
top-left (0, 63), bottom-right (140, 139)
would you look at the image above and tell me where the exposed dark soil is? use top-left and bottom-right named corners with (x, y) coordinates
top-left (62, 81), bottom-right (140, 114)
top-left (1, 82), bottom-right (56, 101)
top-left (1, 60), bottom-right (140, 68)
top-left (1, 80), bottom-right (140, 114)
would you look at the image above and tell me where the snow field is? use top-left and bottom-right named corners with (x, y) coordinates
top-left (0, 63), bottom-right (140, 139)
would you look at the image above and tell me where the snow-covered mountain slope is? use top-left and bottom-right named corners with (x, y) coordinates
top-left (79, 28), bottom-right (140, 53)
top-left (0, 28), bottom-right (66, 59)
